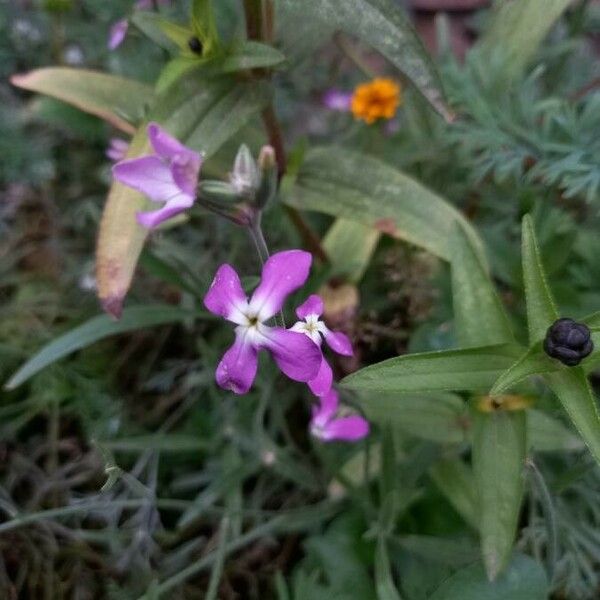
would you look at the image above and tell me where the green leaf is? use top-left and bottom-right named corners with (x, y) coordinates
top-left (279, 0), bottom-right (452, 120)
top-left (100, 435), bottom-right (209, 453)
top-left (11, 68), bottom-right (152, 133)
top-left (521, 215), bottom-right (600, 466)
top-left (490, 342), bottom-right (558, 395)
top-left (4, 305), bottom-right (203, 390)
top-left (472, 410), bottom-right (526, 581)
top-left (356, 393), bottom-right (468, 444)
top-left (342, 344), bottom-right (522, 395)
top-left (429, 459), bottom-right (479, 530)
top-left (479, 0), bottom-right (572, 82)
top-left (132, 12), bottom-right (193, 52)
top-left (192, 0), bottom-right (219, 54)
top-left (218, 41), bottom-right (286, 73)
top-left (323, 219), bottom-right (381, 283)
top-left (450, 223), bottom-right (513, 347)
top-left (181, 81), bottom-right (271, 157)
top-left (286, 147), bottom-right (483, 264)
top-left (429, 554), bottom-right (549, 600)
top-left (546, 369), bottom-right (600, 465)
top-left (393, 535), bottom-right (479, 568)
top-left (521, 213), bottom-right (559, 345)
top-left (527, 410), bottom-right (583, 453)
top-left (375, 538), bottom-right (403, 600)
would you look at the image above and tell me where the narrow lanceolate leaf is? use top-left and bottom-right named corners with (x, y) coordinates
top-left (473, 410), bottom-right (526, 581)
top-left (279, 0), bottom-right (453, 120)
top-left (490, 342), bottom-right (558, 395)
top-left (429, 459), bottom-right (479, 530)
top-left (342, 344), bottom-right (522, 395)
top-left (323, 219), bottom-right (381, 283)
top-left (522, 213), bottom-right (558, 345)
top-left (479, 0), bottom-right (572, 82)
top-left (450, 224), bottom-right (513, 347)
top-left (547, 370), bottom-right (600, 465)
top-left (11, 68), bottom-right (152, 133)
top-left (356, 393), bottom-right (468, 445)
top-left (521, 216), bottom-right (600, 466)
top-left (96, 128), bottom-right (151, 317)
top-left (286, 148), bottom-right (483, 264)
top-left (4, 305), bottom-right (202, 390)
top-left (375, 538), bottom-right (404, 600)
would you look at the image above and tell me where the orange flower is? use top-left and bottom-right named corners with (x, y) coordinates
top-left (351, 78), bottom-right (401, 124)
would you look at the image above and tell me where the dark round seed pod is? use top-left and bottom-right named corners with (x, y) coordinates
top-left (188, 36), bottom-right (203, 55)
top-left (543, 318), bottom-right (593, 366)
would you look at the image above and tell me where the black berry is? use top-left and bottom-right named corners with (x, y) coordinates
top-left (188, 36), bottom-right (203, 55)
top-left (543, 318), bottom-right (593, 366)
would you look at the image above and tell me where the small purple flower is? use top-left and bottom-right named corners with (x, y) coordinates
top-left (108, 19), bottom-right (129, 50)
top-left (310, 389), bottom-right (369, 442)
top-left (106, 138), bottom-right (130, 163)
top-left (290, 294), bottom-right (353, 397)
top-left (112, 122), bottom-right (202, 229)
top-left (204, 251), bottom-right (322, 394)
top-left (322, 90), bottom-right (352, 112)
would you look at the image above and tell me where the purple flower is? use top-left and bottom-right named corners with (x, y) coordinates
top-left (108, 19), bottom-right (129, 50)
top-left (310, 389), bottom-right (369, 442)
top-left (106, 138), bottom-right (129, 162)
top-left (322, 90), bottom-right (352, 112)
top-left (290, 294), bottom-right (353, 397)
top-left (204, 251), bottom-right (322, 394)
top-left (112, 122), bottom-right (202, 229)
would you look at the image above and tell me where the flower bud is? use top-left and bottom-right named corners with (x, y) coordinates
top-left (230, 144), bottom-right (259, 197)
top-left (543, 318), bottom-right (594, 366)
top-left (197, 180), bottom-right (255, 227)
top-left (255, 145), bottom-right (278, 209)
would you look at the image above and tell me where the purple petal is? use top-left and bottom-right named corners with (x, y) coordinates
top-left (136, 196), bottom-right (194, 229)
top-left (318, 416), bottom-right (370, 442)
top-left (106, 138), bottom-right (129, 162)
top-left (322, 90), bottom-right (352, 112)
top-left (250, 250), bottom-right (313, 320)
top-left (262, 327), bottom-right (321, 382)
top-left (312, 388), bottom-right (339, 426)
top-left (324, 329), bottom-right (354, 356)
top-left (203, 264), bottom-right (248, 324)
top-left (108, 19), bottom-right (129, 50)
top-left (113, 156), bottom-right (181, 203)
top-left (170, 153), bottom-right (202, 197)
top-left (147, 123), bottom-right (199, 163)
top-left (215, 332), bottom-right (258, 395)
top-left (308, 356), bottom-right (333, 397)
top-left (296, 294), bottom-right (324, 320)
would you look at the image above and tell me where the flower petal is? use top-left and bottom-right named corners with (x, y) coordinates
top-left (262, 327), bottom-right (321, 382)
top-left (108, 19), bottom-right (129, 50)
top-left (250, 250), bottom-right (313, 320)
top-left (203, 264), bottom-right (248, 324)
top-left (112, 156), bottom-right (180, 203)
top-left (311, 388), bottom-right (339, 427)
top-left (136, 195), bottom-right (194, 229)
top-left (296, 294), bottom-right (324, 320)
top-left (170, 153), bottom-right (202, 197)
top-left (324, 329), bottom-right (354, 356)
top-left (215, 331), bottom-right (258, 395)
top-left (317, 415), bottom-right (370, 442)
top-left (308, 356), bottom-right (333, 397)
top-left (106, 138), bottom-right (129, 162)
top-left (147, 122), bottom-right (199, 163)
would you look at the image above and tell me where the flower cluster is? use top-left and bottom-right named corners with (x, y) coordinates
top-left (204, 252), bottom-right (369, 443)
